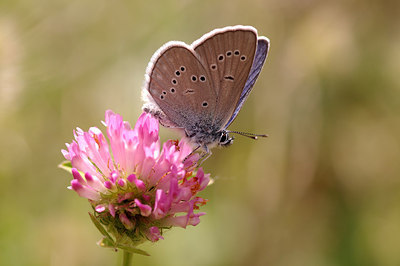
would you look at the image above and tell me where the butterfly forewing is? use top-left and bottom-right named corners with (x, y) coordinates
top-left (147, 44), bottom-right (217, 130)
top-left (193, 27), bottom-right (257, 127)
top-left (225, 37), bottom-right (270, 127)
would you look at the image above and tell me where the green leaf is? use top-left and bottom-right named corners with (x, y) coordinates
top-left (89, 212), bottom-right (115, 245)
top-left (58, 161), bottom-right (73, 173)
top-left (116, 244), bottom-right (150, 256)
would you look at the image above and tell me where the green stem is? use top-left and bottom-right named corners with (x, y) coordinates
top-left (122, 251), bottom-right (132, 266)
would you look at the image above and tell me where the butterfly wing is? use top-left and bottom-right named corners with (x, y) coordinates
top-left (143, 42), bottom-right (218, 131)
top-left (225, 37), bottom-right (270, 128)
top-left (193, 26), bottom-right (258, 128)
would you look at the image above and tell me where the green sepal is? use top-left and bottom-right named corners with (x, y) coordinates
top-left (115, 244), bottom-right (150, 256)
top-left (97, 238), bottom-right (150, 256)
top-left (89, 212), bottom-right (115, 244)
top-left (90, 213), bottom-right (150, 256)
top-left (58, 161), bottom-right (73, 173)
top-left (97, 237), bottom-right (116, 249)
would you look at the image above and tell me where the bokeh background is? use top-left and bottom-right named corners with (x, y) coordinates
top-left (1, 0), bottom-right (400, 265)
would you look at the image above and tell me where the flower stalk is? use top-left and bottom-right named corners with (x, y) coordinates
top-left (123, 251), bottom-right (132, 266)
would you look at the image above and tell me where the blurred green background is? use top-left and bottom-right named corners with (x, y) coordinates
top-left (1, 0), bottom-right (400, 265)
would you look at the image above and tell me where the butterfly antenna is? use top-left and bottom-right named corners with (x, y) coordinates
top-left (227, 130), bottom-right (268, 140)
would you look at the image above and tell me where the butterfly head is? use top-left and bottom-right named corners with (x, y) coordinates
top-left (218, 131), bottom-right (234, 147)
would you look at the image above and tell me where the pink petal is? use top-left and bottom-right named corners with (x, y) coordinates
top-left (170, 202), bottom-right (190, 214)
top-left (71, 168), bottom-right (85, 184)
top-left (85, 172), bottom-right (106, 192)
top-left (61, 149), bottom-right (70, 160)
top-left (196, 168), bottom-right (210, 191)
top-left (146, 226), bottom-right (164, 242)
top-left (119, 212), bottom-right (134, 230)
top-left (127, 174), bottom-right (146, 191)
top-left (70, 157), bottom-right (97, 177)
top-left (109, 203), bottom-right (116, 217)
top-left (142, 194), bottom-right (151, 202)
top-left (118, 178), bottom-right (126, 187)
top-left (152, 189), bottom-right (171, 219)
top-left (163, 215), bottom-right (189, 228)
top-left (70, 179), bottom-right (100, 201)
top-left (134, 199), bottom-right (152, 217)
top-left (106, 110), bottom-right (127, 171)
top-left (95, 205), bottom-right (106, 213)
top-left (104, 181), bottom-right (113, 190)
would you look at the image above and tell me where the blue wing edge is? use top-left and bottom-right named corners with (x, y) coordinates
top-left (224, 37), bottom-right (270, 128)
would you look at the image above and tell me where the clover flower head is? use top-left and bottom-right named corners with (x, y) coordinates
top-left (61, 110), bottom-right (210, 253)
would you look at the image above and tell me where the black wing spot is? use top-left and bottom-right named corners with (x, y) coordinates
top-left (199, 75), bottom-right (206, 82)
top-left (175, 70), bottom-right (181, 76)
top-left (224, 76), bottom-right (234, 81)
top-left (170, 88), bottom-right (176, 93)
top-left (226, 51), bottom-right (232, 57)
top-left (202, 101), bottom-right (208, 107)
top-left (184, 89), bottom-right (195, 95)
top-left (172, 79), bottom-right (177, 85)
top-left (162, 91), bottom-right (167, 95)
top-left (234, 50), bottom-right (240, 56)
top-left (160, 95), bottom-right (164, 100)
top-left (240, 55), bottom-right (247, 61)
top-left (218, 54), bottom-right (225, 61)
top-left (210, 64), bottom-right (217, 70)
top-left (191, 75), bottom-right (197, 82)
top-left (180, 66), bottom-right (186, 72)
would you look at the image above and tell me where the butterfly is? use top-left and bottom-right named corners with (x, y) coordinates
top-left (142, 25), bottom-right (270, 159)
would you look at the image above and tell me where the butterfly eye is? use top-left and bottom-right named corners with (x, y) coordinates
top-left (220, 133), bottom-right (227, 142)
top-left (191, 75), bottom-right (197, 82)
top-left (218, 54), bottom-right (225, 61)
top-left (172, 78), bottom-right (177, 85)
top-left (180, 66), bottom-right (186, 72)
top-left (234, 50), bottom-right (240, 56)
top-left (170, 88), bottom-right (176, 93)
top-left (175, 70), bottom-right (181, 76)
top-left (210, 64), bottom-right (217, 70)
top-left (199, 75), bottom-right (206, 82)
top-left (226, 51), bottom-right (232, 57)
top-left (240, 55), bottom-right (247, 61)
top-left (219, 132), bottom-right (233, 146)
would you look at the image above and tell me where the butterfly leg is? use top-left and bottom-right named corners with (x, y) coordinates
top-left (183, 144), bottom-right (211, 167)
top-left (183, 144), bottom-right (202, 164)
top-left (197, 145), bottom-right (212, 166)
